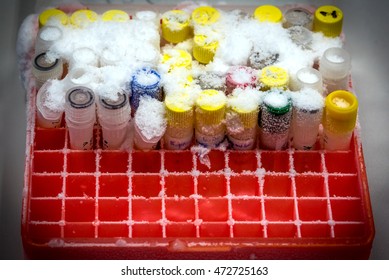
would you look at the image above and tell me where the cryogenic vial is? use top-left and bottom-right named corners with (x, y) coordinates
top-left (253, 5), bottom-right (283, 23)
top-left (161, 10), bottom-right (191, 44)
top-left (226, 88), bottom-right (262, 150)
top-left (319, 47), bottom-right (351, 95)
top-left (134, 96), bottom-right (166, 151)
top-left (164, 93), bottom-right (194, 150)
top-left (32, 52), bottom-right (63, 89)
top-left (195, 89), bottom-right (227, 148)
top-left (259, 90), bottom-right (292, 150)
top-left (225, 66), bottom-right (257, 94)
top-left (65, 86), bottom-right (96, 150)
top-left (322, 90), bottom-right (358, 151)
top-left (36, 81), bottom-right (63, 128)
top-left (313, 5), bottom-right (343, 37)
top-left (291, 89), bottom-right (324, 150)
top-left (283, 7), bottom-right (313, 30)
top-left (97, 92), bottom-right (131, 150)
top-left (291, 67), bottom-right (323, 94)
top-left (260, 65), bottom-right (289, 91)
top-left (130, 68), bottom-right (162, 113)
top-left (248, 51), bottom-right (279, 70)
top-left (287, 26), bottom-right (313, 50)
top-left (35, 25), bottom-right (63, 55)
top-left (66, 66), bottom-right (95, 88)
top-left (70, 9), bottom-right (98, 28)
top-left (101, 10), bottom-right (130, 22)
top-left (198, 72), bottom-right (226, 92)
top-left (161, 49), bottom-right (192, 73)
top-left (38, 8), bottom-right (68, 28)
top-left (193, 34), bottom-right (219, 64)
top-left (69, 47), bottom-right (99, 70)
top-left (191, 6), bottom-right (220, 26)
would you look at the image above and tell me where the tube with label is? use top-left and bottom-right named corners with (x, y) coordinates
top-left (259, 90), bottom-right (292, 150)
top-left (65, 86), bottom-right (96, 150)
top-left (36, 80), bottom-right (64, 128)
top-left (195, 89), bottom-right (227, 148)
top-left (97, 92), bottom-right (131, 150)
top-left (319, 47), bottom-right (351, 95)
top-left (226, 88), bottom-right (262, 150)
top-left (322, 90), bottom-right (358, 151)
top-left (32, 52), bottom-right (63, 89)
top-left (291, 88), bottom-right (324, 150)
top-left (164, 93), bottom-right (194, 150)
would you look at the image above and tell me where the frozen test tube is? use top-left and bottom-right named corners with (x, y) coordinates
top-left (322, 90), bottom-right (358, 151)
top-left (36, 81), bottom-right (63, 128)
top-left (313, 5), bottom-right (343, 37)
top-left (320, 47), bottom-right (351, 95)
top-left (193, 34), bottom-right (219, 65)
top-left (226, 66), bottom-right (257, 94)
top-left (98, 92), bottom-right (131, 150)
top-left (101, 10), bottom-right (130, 22)
top-left (69, 47), bottom-right (99, 70)
top-left (291, 89), bottom-right (324, 150)
top-left (38, 8), bottom-right (68, 28)
top-left (226, 88), bottom-right (262, 150)
top-left (260, 66), bottom-right (290, 91)
top-left (35, 25), bottom-right (63, 55)
top-left (291, 67), bottom-right (323, 94)
top-left (259, 90), bottom-right (292, 150)
top-left (164, 93), bottom-right (194, 150)
top-left (161, 10), bottom-right (191, 44)
top-left (195, 89), bottom-right (227, 148)
top-left (253, 5), bottom-right (283, 23)
top-left (32, 52), bottom-right (63, 89)
top-left (65, 86), bottom-right (96, 150)
top-left (283, 7), bottom-right (313, 30)
top-left (130, 68), bottom-right (162, 113)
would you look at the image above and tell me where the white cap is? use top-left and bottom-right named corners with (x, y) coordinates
top-left (65, 86), bottom-right (96, 124)
top-left (320, 47), bottom-right (351, 80)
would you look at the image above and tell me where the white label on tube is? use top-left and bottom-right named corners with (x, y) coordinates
top-left (227, 135), bottom-right (255, 150)
top-left (195, 131), bottom-right (225, 149)
top-left (165, 133), bottom-right (193, 150)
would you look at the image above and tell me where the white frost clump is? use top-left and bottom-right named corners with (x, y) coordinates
top-left (291, 88), bottom-right (324, 111)
top-left (135, 96), bottom-right (167, 140)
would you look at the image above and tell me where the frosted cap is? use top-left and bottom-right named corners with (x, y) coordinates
top-left (34, 53), bottom-right (59, 71)
top-left (66, 86), bottom-right (95, 109)
top-left (100, 92), bottom-right (128, 110)
top-left (263, 91), bottom-right (291, 115)
top-left (132, 68), bottom-right (161, 88)
top-left (320, 47), bottom-right (351, 79)
top-left (284, 7), bottom-right (313, 29)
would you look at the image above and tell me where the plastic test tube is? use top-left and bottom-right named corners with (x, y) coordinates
top-left (226, 66), bottom-right (257, 94)
top-left (69, 47), bottom-right (99, 70)
top-left (259, 90), bottom-right (292, 150)
top-left (226, 89), bottom-right (261, 150)
top-left (161, 10), bottom-right (191, 44)
top-left (319, 47), bottom-right (351, 95)
top-left (130, 68), bottom-right (162, 113)
top-left (65, 86), bottom-right (96, 150)
top-left (38, 8), bottom-right (68, 28)
top-left (35, 25), bottom-right (63, 55)
top-left (290, 67), bottom-right (323, 94)
top-left (32, 52), bottom-right (63, 89)
top-left (66, 66), bottom-right (95, 88)
top-left (283, 7), bottom-right (313, 30)
top-left (291, 89), bottom-right (324, 150)
top-left (322, 90), bottom-right (358, 151)
top-left (164, 93), bottom-right (194, 150)
top-left (195, 89), bottom-right (227, 148)
top-left (97, 92), bottom-right (131, 150)
top-left (36, 81), bottom-right (63, 128)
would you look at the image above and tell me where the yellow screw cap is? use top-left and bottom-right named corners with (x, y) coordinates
top-left (102, 10), bottom-right (129, 22)
top-left (192, 6), bottom-right (220, 25)
top-left (229, 107), bottom-right (259, 129)
top-left (39, 9), bottom-right (68, 28)
top-left (254, 5), bottom-right (283, 23)
top-left (162, 10), bottom-right (191, 44)
top-left (162, 49), bottom-right (192, 71)
top-left (196, 89), bottom-right (226, 125)
top-left (193, 34), bottom-right (219, 64)
top-left (313, 5), bottom-right (343, 37)
top-left (260, 66), bottom-right (289, 90)
top-left (70, 10), bottom-right (98, 27)
top-left (165, 93), bottom-right (194, 129)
